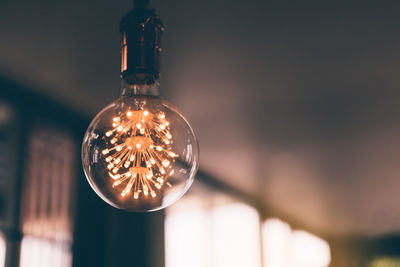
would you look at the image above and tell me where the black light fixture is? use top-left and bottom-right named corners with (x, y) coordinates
top-left (81, 0), bottom-right (199, 212)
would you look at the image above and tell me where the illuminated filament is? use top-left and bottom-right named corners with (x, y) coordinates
top-left (102, 109), bottom-right (176, 199)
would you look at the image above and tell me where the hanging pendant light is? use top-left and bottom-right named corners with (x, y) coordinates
top-left (81, 0), bottom-right (199, 212)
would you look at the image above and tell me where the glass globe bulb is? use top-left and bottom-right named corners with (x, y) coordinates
top-left (82, 91), bottom-right (199, 212)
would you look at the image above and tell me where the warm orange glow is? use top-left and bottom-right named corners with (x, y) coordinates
top-left (102, 109), bottom-right (177, 200)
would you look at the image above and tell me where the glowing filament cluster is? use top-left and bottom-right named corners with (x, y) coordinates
top-left (102, 109), bottom-right (177, 200)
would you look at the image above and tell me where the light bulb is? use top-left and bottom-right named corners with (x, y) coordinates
top-left (81, 2), bottom-right (199, 211)
top-left (82, 88), bottom-right (199, 211)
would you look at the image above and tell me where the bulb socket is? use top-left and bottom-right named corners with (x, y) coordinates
top-left (120, 6), bottom-right (163, 85)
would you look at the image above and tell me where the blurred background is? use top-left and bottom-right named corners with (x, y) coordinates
top-left (1, 0), bottom-right (400, 266)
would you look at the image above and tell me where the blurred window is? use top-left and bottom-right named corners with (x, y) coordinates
top-left (368, 256), bottom-right (400, 267)
top-left (19, 125), bottom-right (76, 267)
top-left (19, 236), bottom-right (72, 267)
top-left (262, 218), bottom-right (331, 267)
top-left (0, 233), bottom-right (5, 267)
top-left (165, 182), bottom-right (262, 267)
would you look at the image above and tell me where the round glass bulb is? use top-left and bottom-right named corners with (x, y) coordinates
top-left (82, 95), bottom-right (199, 212)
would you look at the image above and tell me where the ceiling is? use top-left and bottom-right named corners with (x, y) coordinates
top-left (1, 0), bottom-right (400, 236)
